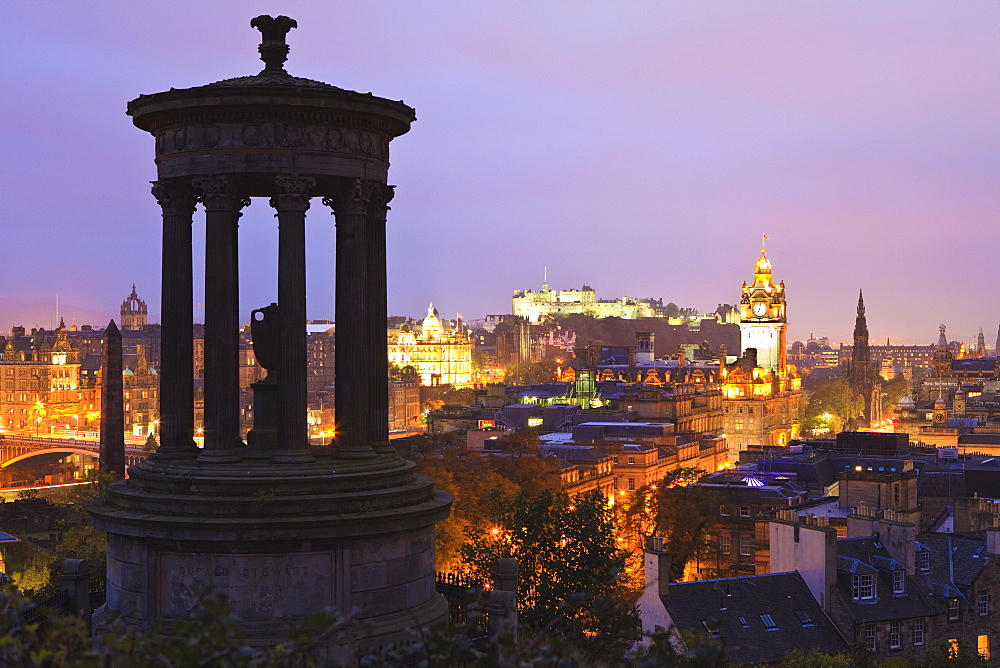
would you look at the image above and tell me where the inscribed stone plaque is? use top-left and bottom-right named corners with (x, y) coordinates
top-left (159, 552), bottom-right (334, 620)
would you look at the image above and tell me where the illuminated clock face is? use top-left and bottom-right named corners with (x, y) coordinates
top-left (752, 302), bottom-right (767, 317)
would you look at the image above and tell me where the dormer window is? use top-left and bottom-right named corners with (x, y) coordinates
top-left (893, 570), bottom-right (905, 594)
top-left (852, 573), bottom-right (875, 600)
top-left (918, 551), bottom-right (930, 571)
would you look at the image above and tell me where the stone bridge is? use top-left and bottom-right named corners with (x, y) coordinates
top-left (0, 435), bottom-right (147, 469)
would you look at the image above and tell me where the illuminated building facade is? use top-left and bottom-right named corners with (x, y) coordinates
top-left (388, 303), bottom-right (474, 387)
top-left (512, 280), bottom-right (659, 322)
top-left (0, 321), bottom-right (84, 433)
top-left (722, 248), bottom-right (801, 459)
top-left (123, 344), bottom-right (159, 435)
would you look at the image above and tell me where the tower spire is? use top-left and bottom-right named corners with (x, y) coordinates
top-left (857, 289), bottom-right (865, 316)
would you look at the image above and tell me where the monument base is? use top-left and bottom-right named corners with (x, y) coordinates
top-left (88, 447), bottom-right (452, 658)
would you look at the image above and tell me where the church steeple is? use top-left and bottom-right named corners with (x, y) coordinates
top-left (933, 324), bottom-right (953, 376)
top-left (853, 290), bottom-right (870, 363)
top-left (847, 289), bottom-right (880, 425)
top-left (120, 284), bottom-right (148, 331)
top-left (976, 328), bottom-right (986, 357)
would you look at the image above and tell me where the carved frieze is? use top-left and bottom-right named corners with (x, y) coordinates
top-left (152, 122), bottom-right (390, 161)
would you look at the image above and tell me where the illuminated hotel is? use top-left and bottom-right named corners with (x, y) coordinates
top-left (720, 247), bottom-right (802, 460)
top-left (387, 303), bottom-right (474, 387)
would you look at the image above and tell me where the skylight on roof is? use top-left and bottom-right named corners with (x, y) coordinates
top-left (794, 609), bottom-right (814, 626)
top-left (760, 614), bottom-right (778, 630)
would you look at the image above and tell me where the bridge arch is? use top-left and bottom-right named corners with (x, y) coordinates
top-left (1, 447), bottom-right (100, 468)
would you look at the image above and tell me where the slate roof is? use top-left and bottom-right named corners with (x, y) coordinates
top-left (539, 444), bottom-right (612, 463)
top-left (833, 537), bottom-right (935, 623)
top-left (913, 533), bottom-right (990, 590)
top-left (951, 358), bottom-right (998, 372)
top-left (662, 572), bottom-right (848, 665)
top-left (918, 471), bottom-right (965, 497)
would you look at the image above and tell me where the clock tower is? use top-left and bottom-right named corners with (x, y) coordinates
top-left (738, 246), bottom-right (787, 372)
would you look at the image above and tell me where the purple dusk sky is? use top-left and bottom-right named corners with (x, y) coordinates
top-left (3, 1), bottom-right (998, 347)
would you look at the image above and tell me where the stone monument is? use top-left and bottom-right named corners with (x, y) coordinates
top-left (89, 15), bottom-right (452, 654)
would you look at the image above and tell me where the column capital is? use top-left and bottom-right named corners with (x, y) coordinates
top-left (270, 175), bottom-right (315, 213)
top-left (367, 183), bottom-right (395, 211)
top-left (150, 180), bottom-right (196, 217)
top-left (321, 178), bottom-right (380, 216)
top-left (192, 175), bottom-right (250, 213)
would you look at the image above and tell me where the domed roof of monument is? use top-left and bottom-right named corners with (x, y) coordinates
top-left (164, 16), bottom-right (344, 93)
top-left (934, 398), bottom-right (947, 408)
top-left (897, 394), bottom-right (916, 409)
top-left (199, 71), bottom-right (345, 92)
top-left (128, 15), bottom-right (415, 127)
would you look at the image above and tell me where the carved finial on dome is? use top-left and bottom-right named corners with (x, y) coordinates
top-left (250, 15), bottom-right (298, 74)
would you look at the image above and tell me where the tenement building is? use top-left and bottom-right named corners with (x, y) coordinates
top-left (721, 247), bottom-right (801, 460)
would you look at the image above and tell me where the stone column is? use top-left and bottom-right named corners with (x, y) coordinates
top-left (367, 184), bottom-right (395, 454)
top-left (151, 180), bottom-right (198, 459)
top-left (271, 175), bottom-right (315, 462)
top-left (193, 175), bottom-right (246, 462)
top-left (322, 179), bottom-right (376, 458)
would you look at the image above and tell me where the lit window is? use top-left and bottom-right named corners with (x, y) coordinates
top-left (949, 639), bottom-right (960, 658)
top-left (852, 574), bottom-right (875, 601)
top-left (893, 570), bottom-right (905, 594)
top-left (759, 614), bottom-right (778, 630)
top-left (889, 621), bottom-right (901, 649)
top-left (865, 623), bottom-right (877, 652)
top-left (949, 598), bottom-right (960, 621)
top-left (980, 590), bottom-right (991, 616)
top-left (913, 619), bottom-right (925, 646)
top-left (978, 635), bottom-right (990, 661)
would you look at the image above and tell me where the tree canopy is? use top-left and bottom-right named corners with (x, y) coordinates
top-left (460, 488), bottom-right (638, 659)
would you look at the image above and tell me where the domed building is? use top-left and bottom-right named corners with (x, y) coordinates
top-left (388, 303), bottom-right (473, 387)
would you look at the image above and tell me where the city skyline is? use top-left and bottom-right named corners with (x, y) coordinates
top-left (3, 2), bottom-right (998, 345)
